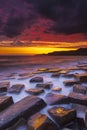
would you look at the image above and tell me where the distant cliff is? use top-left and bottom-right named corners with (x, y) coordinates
top-left (47, 48), bottom-right (87, 56)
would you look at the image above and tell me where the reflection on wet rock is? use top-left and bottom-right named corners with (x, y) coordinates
top-left (48, 107), bottom-right (76, 126)
top-left (27, 113), bottom-right (59, 130)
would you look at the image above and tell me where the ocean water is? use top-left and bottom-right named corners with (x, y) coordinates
top-left (0, 55), bottom-right (87, 130)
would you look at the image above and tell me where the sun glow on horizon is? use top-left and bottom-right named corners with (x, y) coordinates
top-left (0, 47), bottom-right (77, 55)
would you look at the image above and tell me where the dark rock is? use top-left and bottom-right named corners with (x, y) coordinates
top-left (48, 107), bottom-right (76, 126)
top-left (6, 118), bottom-right (26, 130)
top-left (0, 81), bottom-right (10, 93)
top-left (0, 96), bottom-right (14, 112)
top-left (0, 87), bottom-right (7, 93)
top-left (74, 73), bottom-right (87, 82)
top-left (63, 80), bottom-right (80, 86)
top-left (8, 84), bottom-right (25, 93)
top-left (45, 93), bottom-right (69, 105)
top-left (36, 82), bottom-right (53, 89)
top-left (68, 92), bottom-right (87, 105)
top-left (76, 117), bottom-right (85, 129)
top-left (25, 88), bottom-right (44, 95)
top-left (85, 110), bottom-right (87, 127)
top-left (52, 87), bottom-right (62, 92)
top-left (73, 84), bottom-right (87, 94)
top-left (65, 117), bottom-right (86, 130)
top-left (63, 73), bottom-right (74, 78)
top-left (30, 77), bottom-right (43, 83)
top-left (0, 96), bottom-right (46, 130)
top-left (27, 113), bottom-right (59, 130)
top-left (51, 73), bottom-right (60, 77)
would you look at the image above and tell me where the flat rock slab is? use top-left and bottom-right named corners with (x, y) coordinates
top-left (0, 96), bottom-right (14, 112)
top-left (6, 118), bottom-right (26, 130)
top-left (48, 107), bottom-right (76, 126)
top-left (58, 70), bottom-right (69, 75)
top-left (68, 92), bottom-right (87, 105)
top-left (51, 72), bottom-right (60, 77)
top-left (36, 82), bottom-right (53, 89)
top-left (52, 87), bottom-right (62, 92)
top-left (63, 73), bottom-right (74, 78)
top-left (45, 93), bottom-right (69, 105)
top-left (47, 68), bottom-right (61, 73)
top-left (73, 84), bottom-right (87, 94)
top-left (27, 113), bottom-right (59, 130)
top-left (63, 80), bottom-right (80, 86)
top-left (30, 77), bottom-right (43, 83)
top-left (0, 82), bottom-right (10, 93)
top-left (0, 96), bottom-right (46, 130)
top-left (74, 73), bottom-right (87, 82)
top-left (8, 84), bottom-right (25, 93)
top-left (18, 73), bottom-right (34, 80)
top-left (25, 88), bottom-right (44, 95)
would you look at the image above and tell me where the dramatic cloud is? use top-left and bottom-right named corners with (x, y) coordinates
top-left (33, 0), bottom-right (87, 34)
top-left (0, 0), bottom-right (87, 39)
top-left (0, 0), bottom-right (38, 37)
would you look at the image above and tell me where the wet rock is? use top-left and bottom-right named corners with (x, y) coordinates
top-left (68, 92), bottom-right (87, 105)
top-left (6, 74), bottom-right (16, 79)
top-left (74, 73), bottom-right (87, 82)
top-left (66, 117), bottom-right (86, 130)
top-left (0, 82), bottom-right (10, 93)
top-left (63, 73), bottom-right (74, 78)
top-left (6, 118), bottom-right (26, 130)
top-left (36, 82), bottom-right (53, 89)
top-left (73, 84), bottom-right (87, 94)
top-left (0, 81), bottom-right (10, 88)
top-left (85, 110), bottom-right (87, 127)
top-left (77, 64), bottom-right (87, 71)
top-left (47, 68), bottom-right (61, 73)
top-left (76, 117), bottom-right (85, 129)
top-left (38, 68), bottom-right (49, 71)
top-left (0, 87), bottom-right (7, 93)
top-left (48, 107), bottom-right (76, 126)
top-left (45, 93), bottom-right (69, 105)
top-left (63, 80), bottom-right (80, 86)
top-left (18, 73), bottom-right (34, 79)
top-left (30, 77), bottom-right (43, 83)
top-left (51, 73), bottom-right (60, 77)
top-left (27, 113), bottom-right (59, 130)
top-left (52, 87), bottom-right (62, 92)
top-left (58, 70), bottom-right (69, 75)
top-left (0, 96), bottom-right (46, 130)
top-left (25, 88), bottom-right (44, 95)
top-left (67, 66), bottom-right (79, 71)
top-left (8, 84), bottom-right (25, 93)
top-left (0, 96), bottom-right (14, 112)
top-left (37, 68), bottom-right (50, 73)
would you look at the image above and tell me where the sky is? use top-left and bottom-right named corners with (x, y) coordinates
top-left (0, 0), bottom-right (87, 55)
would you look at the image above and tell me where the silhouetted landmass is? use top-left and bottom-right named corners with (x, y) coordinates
top-left (47, 48), bottom-right (87, 56)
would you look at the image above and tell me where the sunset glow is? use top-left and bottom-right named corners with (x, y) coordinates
top-left (0, 47), bottom-right (77, 55)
